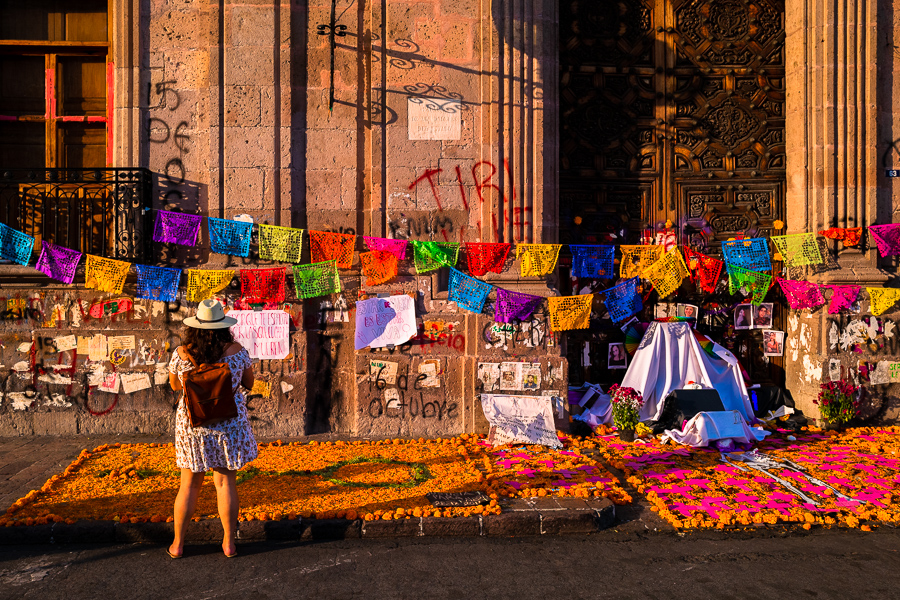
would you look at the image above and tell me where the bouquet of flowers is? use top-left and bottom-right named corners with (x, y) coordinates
top-left (815, 379), bottom-right (859, 424)
top-left (609, 384), bottom-right (644, 432)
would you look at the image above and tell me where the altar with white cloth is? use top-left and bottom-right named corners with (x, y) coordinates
top-left (621, 322), bottom-right (753, 422)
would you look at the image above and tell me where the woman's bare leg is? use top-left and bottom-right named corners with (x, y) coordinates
top-left (170, 469), bottom-right (205, 557)
top-left (212, 468), bottom-right (239, 556)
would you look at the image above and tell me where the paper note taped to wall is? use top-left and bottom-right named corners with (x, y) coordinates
top-left (98, 372), bottom-right (120, 394)
top-left (121, 372), bottom-right (151, 394)
top-left (250, 379), bottom-right (271, 397)
top-left (480, 394), bottom-right (562, 448)
top-left (55, 335), bottom-right (77, 352)
top-left (108, 335), bottom-right (136, 351)
top-left (370, 360), bottom-right (399, 385)
top-left (229, 310), bottom-right (291, 360)
top-left (88, 335), bottom-right (108, 362)
top-left (418, 360), bottom-right (441, 388)
top-left (154, 368), bottom-right (169, 386)
top-left (354, 295), bottom-right (416, 350)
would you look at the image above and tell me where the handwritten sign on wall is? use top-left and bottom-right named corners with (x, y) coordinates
top-left (355, 295), bottom-right (416, 350)
top-left (229, 310), bottom-right (290, 360)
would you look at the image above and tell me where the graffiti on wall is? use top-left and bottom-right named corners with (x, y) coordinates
top-left (404, 160), bottom-right (529, 241)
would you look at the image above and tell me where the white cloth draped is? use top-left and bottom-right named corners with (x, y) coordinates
top-left (660, 410), bottom-right (768, 448)
top-left (621, 322), bottom-right (753, 422)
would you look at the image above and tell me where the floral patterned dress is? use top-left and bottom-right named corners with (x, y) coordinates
top-left (168, 347), bottom-right (258, 472)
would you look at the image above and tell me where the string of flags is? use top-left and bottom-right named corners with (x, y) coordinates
top-left (3, 214), bottom-right (900, 331)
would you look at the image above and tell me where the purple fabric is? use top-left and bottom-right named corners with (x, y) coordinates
top-left (494, 288), bottom-right (543, 323)
top-left (35, 241), bottom-right (81, 284)
top-left (153, 210), bottom-right (202, 245)
top-left (363, 236), bottom-right (408, 261)
top-left (868, 223), bottom-right (900, 257)
top-left (825, 285), bottom-right (861, 314)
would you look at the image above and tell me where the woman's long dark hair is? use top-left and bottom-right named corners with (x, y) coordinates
top-left (182, 326), bottom-right (234, 364)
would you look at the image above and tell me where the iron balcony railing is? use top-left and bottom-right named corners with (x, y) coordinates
top-left (0, 168), bottom-right (152, 264)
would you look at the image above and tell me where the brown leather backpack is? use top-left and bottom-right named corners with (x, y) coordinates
top-left (182, 351), bottom-right (237, 427)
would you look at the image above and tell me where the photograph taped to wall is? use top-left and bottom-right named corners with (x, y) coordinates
top-left (478, 363), bottom-right (502, 391)
top-left (654, 303), bottom-right (675, 319)
top-left (500, 362), bottom-right (524, 391)
top-left (754, 303), bottom-right (774, 329)
top-left (829, 359), bottom-right (843, 382)
top-left (676, 304), bottom-right (698, 319)
top-left (608, 343), bottom-right (628, 369)
top-left (522, 363), bottom-right (541, 390)
top-left (734, 304), bottom-right (754, 330)
top-left (763, 330), bottom-right (785, 357)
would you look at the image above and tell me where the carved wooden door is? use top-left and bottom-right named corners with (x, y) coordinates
top-left (560, 0), bottom-right (786, 387)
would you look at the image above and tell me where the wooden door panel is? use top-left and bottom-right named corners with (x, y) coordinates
top-left (58, 56), bottom-right (107, 116)
top-left (560, 0), bottom-right (787, 387)
top-left (678, 180), bottom-right (784, 252)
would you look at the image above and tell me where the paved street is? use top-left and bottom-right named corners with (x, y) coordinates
top-left (1, 528), bottom-right (899, 599)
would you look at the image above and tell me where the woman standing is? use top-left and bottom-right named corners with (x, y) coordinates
top-left (167, 299), bottom-right (257, 558)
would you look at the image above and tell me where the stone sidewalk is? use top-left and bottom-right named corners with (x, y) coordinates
top-left (0, 436), bottom-right (650, 544)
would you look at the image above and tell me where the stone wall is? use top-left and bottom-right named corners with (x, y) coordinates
top-left (0, 0), bottom-right (563, 437)
top-left (782, 0), bottom-right (900, 423)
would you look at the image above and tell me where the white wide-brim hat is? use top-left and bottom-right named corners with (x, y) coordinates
top-left (183, 299), bottom-right (238, 329)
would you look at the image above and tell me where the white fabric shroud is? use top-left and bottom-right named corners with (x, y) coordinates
top-left (661, 410), bottom-right (770, 448)
top-left (621, 322), bottom-right (753, 422)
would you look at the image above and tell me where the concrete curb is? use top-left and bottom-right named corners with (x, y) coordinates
top-left (0, 498), bottom-right (617, 545)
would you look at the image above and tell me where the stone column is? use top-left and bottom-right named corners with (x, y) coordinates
top-left (784, 0), bottom-right (883, 417)
top-left (485, 0), bottom-right (558, 246)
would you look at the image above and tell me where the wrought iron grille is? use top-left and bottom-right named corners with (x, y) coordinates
top-left (0, 168), bottom-right (152, 264)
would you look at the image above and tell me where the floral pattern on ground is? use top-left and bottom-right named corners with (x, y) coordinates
top-left (1, 435), bottom-right (632, 526)
top-left (595, 427), bottom-right (900, 531)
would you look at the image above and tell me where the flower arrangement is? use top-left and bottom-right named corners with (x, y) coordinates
top-left (609, 384), bottom-right (643, 433)
top-left (815, 379), bottom-right (859, 424)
